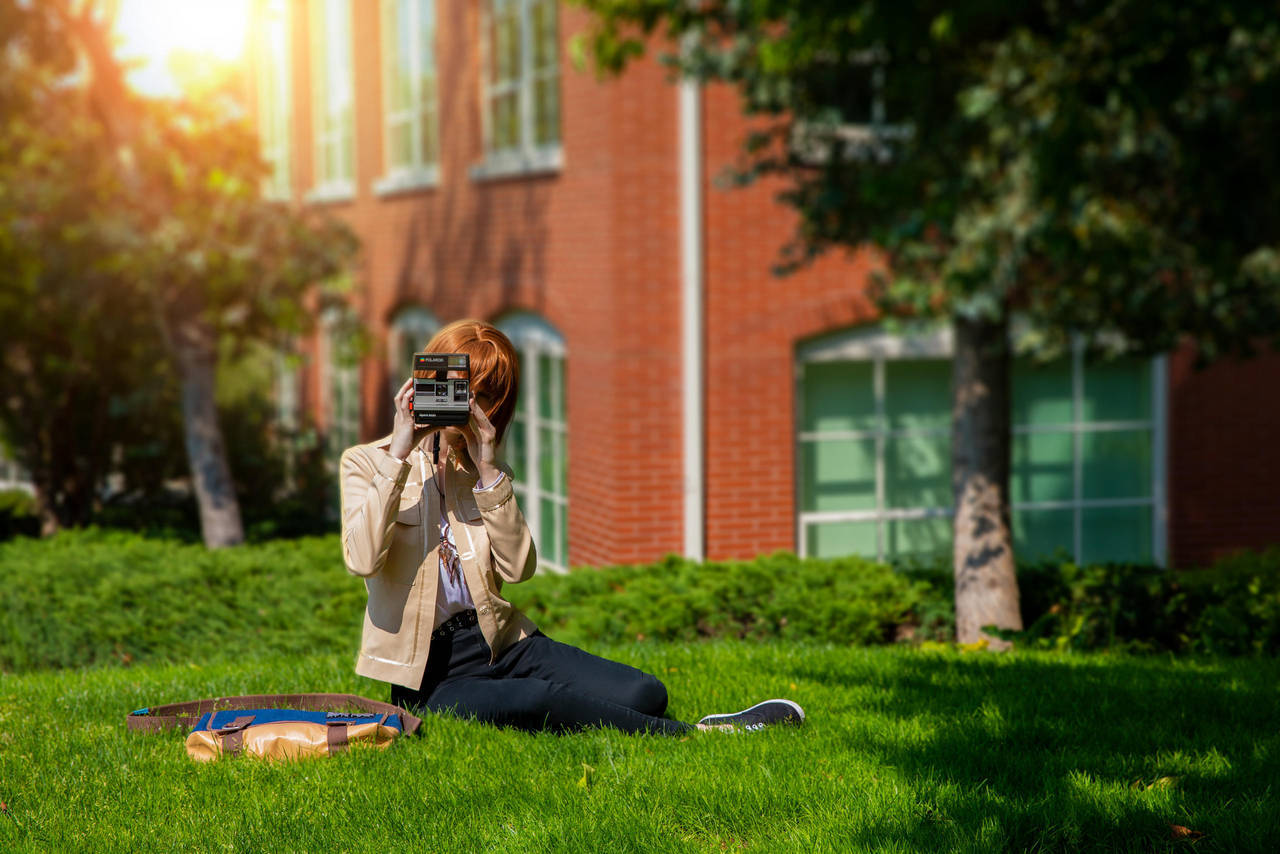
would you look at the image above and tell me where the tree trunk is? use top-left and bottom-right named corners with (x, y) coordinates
top-left (952, 313), bottom-right (1022, 647)
top-left (172, 320), bottom-right (244, 548)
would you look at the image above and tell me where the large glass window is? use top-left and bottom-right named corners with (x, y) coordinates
top-left (797, 330), bottom-right (1165, 566)
top-left (309, 0), bottom-right (355, 197)
top-left (481, 0), bottom-right (560, 169)
top-left (496, 313), bottom-right (567, 572)
top-left (377, 0), bottom-right (439, 192)
top-left (255, 0), bottom-right (292, 199)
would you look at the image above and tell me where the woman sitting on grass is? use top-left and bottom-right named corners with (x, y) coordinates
top-left (339, 319), bottom-right (803, 734)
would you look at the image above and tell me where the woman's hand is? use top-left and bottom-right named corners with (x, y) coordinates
top-left (460, 393), bottom-right (501, 488)
top-left (387, 378), bottom-right (433, 461)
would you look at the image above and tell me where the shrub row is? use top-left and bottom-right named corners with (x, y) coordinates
top-left (2, 529), bottom-right (1278, 673)
top-left (0, 529), bottom-right (364, 673)
top-left (1009, 549), bottom-right (1280, 655)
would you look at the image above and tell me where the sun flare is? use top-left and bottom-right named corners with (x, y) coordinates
top-left (114, 0), bottom-right (253, 98)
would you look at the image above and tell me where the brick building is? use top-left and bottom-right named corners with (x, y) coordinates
top-left (249, 0), bottom-right (1280, 571)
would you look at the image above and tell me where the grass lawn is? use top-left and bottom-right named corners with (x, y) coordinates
top-left (1, 642), bottom-right (1277, 853)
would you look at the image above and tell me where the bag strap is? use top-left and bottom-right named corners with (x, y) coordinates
top-left (127, 693), bottom-right (421, 735)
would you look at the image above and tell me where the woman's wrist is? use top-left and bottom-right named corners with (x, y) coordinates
top-left (476, 459), bottom-right (501, 489)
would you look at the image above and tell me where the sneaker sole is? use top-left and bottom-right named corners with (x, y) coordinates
top-left (697, 698), bottom-right (806, 727)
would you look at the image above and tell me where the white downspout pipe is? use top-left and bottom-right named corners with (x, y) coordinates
top-left (679, 67), bottom-right (705, 561)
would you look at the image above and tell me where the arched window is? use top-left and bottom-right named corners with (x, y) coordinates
top-left (796, 326), bottom-right (1167, 566)
top-left (496, 312), bottom-right (568, 572)
top-left (387, 306), bottom-right (440, 396)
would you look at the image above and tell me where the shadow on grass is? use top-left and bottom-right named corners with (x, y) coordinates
top-left (785, 652), bottom-right (1280, 852)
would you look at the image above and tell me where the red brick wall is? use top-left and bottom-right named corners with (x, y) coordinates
top-left (288, 2), bottom-right (685, 567)
top-left (701, 83), bottom-right (882, 560)
top-left (1168, 344), bottom-right (1280, 567)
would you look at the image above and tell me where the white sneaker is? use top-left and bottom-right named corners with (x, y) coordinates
top-left (696, 699), bottom-right (805, 732)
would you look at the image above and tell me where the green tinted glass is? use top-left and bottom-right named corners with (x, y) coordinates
top-left (806, 521), bottom-right (877, 559)
top-left (802, 361), bottom-right (875, 433)
top-left (534, 77), bottom-right (560, 145)
top-left (1010, 431), bottom-right (1074, 504)
top-left (800, 439), bottom-right (875, 512)
top-left (1082, 359), bottom-right (1151, 423)
top-left (1081, 430), bottom-right (1151, 500)
top-left (1012, 508), bottom-right (1074, 561)
top-left (554, 430), bottom-right (567, 495)
top-left (538, 426), bottom-right (555, 492)
top-left (1012, 358), bottom-right (1073, 426)
top-left (1081, 505), bottom-right (1152, 564)
top-left (539, 497), bottom-right (559, 565)
top-left (532, 0), bottom-right (557, 68)
top-left (885, 517), bottom-right (951, 562)
top-left (884, 359), bottom-right (950, 431)
top-left (505, 417), bottom-right (526, 483)
top-left (559, 500), bottom-right (569, 567)
top-left (884, 434), bottom-right (951, 509)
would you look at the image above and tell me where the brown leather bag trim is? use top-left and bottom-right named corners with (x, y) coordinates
top-left (215, 715), bottom-right (256, 757)
top-left (127, 693), bottom-right (422, 735)
top-left (326, 722), bottom-right (349, 754)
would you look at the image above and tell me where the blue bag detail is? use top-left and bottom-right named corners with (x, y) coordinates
top-left (130, 708), bottom-right (150, 717)
top-left (192, 709), bottom-right (403, 733)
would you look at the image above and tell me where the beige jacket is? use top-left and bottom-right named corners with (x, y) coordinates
top-left (339, 435), bottom-right (539, 688)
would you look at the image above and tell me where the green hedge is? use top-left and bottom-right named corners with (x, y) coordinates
top-left (0, 529), bottom-right (364, 673)
top-left (1009, 548), bottom-right (1280, 655)
top-left (504, 552), bottom-right (949, 647)
top-left (2, 529), bottom-right (1279, 673)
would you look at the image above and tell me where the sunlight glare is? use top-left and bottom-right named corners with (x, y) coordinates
top-left (114, 0), bottom-right (252, 98)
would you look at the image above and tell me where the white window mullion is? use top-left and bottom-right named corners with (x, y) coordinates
top-left (1152, 355), bottom-right (1168, 567)
top-left (1071, 337), bottom-right (1085, 562)
top-left (525, 344), bottom-right (542, 561)
top-left (873, 356), bottom-right (886, 562)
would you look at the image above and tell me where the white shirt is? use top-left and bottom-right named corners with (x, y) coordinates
top-left (412, 448), bottom-right (505, 629)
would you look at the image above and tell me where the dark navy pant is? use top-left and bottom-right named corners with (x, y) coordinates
top-left (391, 627), bottom-right (692, 735)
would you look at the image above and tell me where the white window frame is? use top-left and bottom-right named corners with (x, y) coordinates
top-left (497, 312), bottom-right (568, 572)
top-left (375, 0), bottom-right (441, 196)
top-left (795, 325), bottom-right (1168, 566)
top-left (387, 306), bottom-right (440, 397)
top-left (256, 0), bottom-right (293, 200)
top-left (472, 0), bottom-right (563, 180)
top-left (307, 0), bottom-right (356, 203)
top-left (0, 453), bottom-right (34, 494)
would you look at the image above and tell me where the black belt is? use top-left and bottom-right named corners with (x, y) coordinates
top-left (431, 609), bottom-right (479, 640)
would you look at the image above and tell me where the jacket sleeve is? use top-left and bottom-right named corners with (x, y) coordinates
top-left (340, 446), bottom-right (411, 579)
top-left (473, 463), bottom-right (537, 584)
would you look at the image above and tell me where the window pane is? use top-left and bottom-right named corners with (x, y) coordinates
top-left (1011, 431), bottom-right (1073, 504)
top-left (388, 120), bottom-right (411, 169)
top-left (531, 0), bottom-right (557, 69)
top-left (538, 353), bottom-right (563, 420)
top-left (1081, 430), bottom-right (1151, 500)
top-left (491, 92), bottom-right (519, 150)
top-left (388, 2), bottom-right (412, 112)
top-left (802, 361), bottom-right (875, 433)
top-left (1082, 359), bottom-right (1151, 423)
top-left (800, 439), bottom-right (875, 512)
top-left (884, 434), bottom-right (950, 509)
top-left (806, 521), bottom-right (877, 559)
top-left (885, 517), bottom-right (951, 562)
top-left (506, 417), bottom-right (526, 483)
top-left (884, 359), bottom-right (950, 432)
top-left (534, 76), bottom-right (560, 146)
top-left (540, 497), bottom-right (559, 564)
top-left (554, 429), bottom-right (567, 496)
top-left (1012, 508), bottom-right (1074, 562)
top-left (559, 500), bottom-right (568, 568)
top-left (538, 426), bottom-right (556, 494)
top-left (1012, 358), bottom-right (1072, 426)
top-left (491, 2), bottom-right (520, 82)
top-left (1081, 505), bottom-right (1152, 564)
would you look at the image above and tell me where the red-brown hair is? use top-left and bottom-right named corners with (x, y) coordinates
top-left (424, 319), bottom-right (520, 446)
